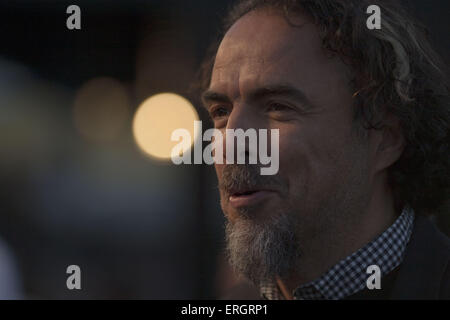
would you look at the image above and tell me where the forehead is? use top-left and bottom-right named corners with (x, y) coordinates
top-left (210, 9), bottom-right (350, 100)
top-left (215, 10), bottom-right (316, 67)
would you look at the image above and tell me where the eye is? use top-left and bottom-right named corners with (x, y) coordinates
top-left (266, 102), bottom-right (293, 112)
top-left (209, 105), bottom-right (230, 119)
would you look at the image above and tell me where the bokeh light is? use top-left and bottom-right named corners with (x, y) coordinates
top-left (132, 92), bottom-right (199, 160)
top-left (73, 77), bottom-right (130, 142)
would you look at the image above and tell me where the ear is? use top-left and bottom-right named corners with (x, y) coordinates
top-left (371, 115), bottom-right (405, 173)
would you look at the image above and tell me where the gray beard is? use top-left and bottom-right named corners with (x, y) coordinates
top-left (225, 211), bottom-right (301, 285)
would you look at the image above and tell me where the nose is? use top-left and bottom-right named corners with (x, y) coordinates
top-left (221, 104), bottom-right (262, 164)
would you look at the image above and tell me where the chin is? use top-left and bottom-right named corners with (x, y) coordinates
top-left (225, 207), bottom-right (301, 284)
top-left (226, 205), bottom-right (284, 228)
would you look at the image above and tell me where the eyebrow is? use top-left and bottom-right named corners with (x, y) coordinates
top-left (201, 83), bottom-right (314, 110)
top-left (201, 91), bottom-right (231, 109)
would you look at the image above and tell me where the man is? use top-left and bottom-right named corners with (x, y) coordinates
top-left (201, 0), bottom-right (450, 299)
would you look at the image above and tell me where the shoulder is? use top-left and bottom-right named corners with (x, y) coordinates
top-left (392, 215), bottom-right (450, 299)
top-left (433, 221), bottom-right (450, 299)
top-left (440, 258), bottom-right (450, 299)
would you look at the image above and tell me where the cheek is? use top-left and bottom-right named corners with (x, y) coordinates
top-left (277, 125), bottom-right (307, 168)
top-left (276, 125), bottom-right (344, 193)
top-left (275, 127), bottom-right (308, 196)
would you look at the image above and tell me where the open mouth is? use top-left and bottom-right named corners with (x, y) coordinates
top-left (228, 189), bottom-right (275, 208)
top-left (232, 190), bottom-right (259, 197)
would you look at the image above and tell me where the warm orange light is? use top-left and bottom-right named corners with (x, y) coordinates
top-left (132, 93), bottom-right (199, 160)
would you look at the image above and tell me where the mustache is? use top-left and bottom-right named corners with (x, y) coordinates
top-left (218, 164), bottom-right (285, 195)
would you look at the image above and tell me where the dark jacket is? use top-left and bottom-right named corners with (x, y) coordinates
top-left (389, 215), bottom-right (450, 299)
top-left (222, 216), bottom-right (450, 300)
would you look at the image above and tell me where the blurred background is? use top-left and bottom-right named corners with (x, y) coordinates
top-left (0, 0), bottom-right (448, 299)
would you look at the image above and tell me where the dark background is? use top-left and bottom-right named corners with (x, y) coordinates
top-left (0, 0), bottom-right (448, 299)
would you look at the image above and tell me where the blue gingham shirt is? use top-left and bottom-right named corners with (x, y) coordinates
top-left (260, 207), bottom-right (415, 300)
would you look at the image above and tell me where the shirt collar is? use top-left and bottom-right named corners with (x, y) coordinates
top-left (260, 207), bottom-right (415, 300)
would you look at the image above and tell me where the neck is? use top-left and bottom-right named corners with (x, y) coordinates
top-left (281, 172), bottom-right (398, 294)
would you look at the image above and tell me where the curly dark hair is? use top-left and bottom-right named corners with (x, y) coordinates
top-left (199, 0), bottom-right (450, 216)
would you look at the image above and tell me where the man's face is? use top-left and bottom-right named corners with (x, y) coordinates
top-left (204, 10), bottom-right (371, 282)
